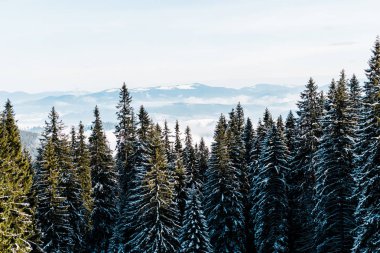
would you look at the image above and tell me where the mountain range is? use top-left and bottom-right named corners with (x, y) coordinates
top-left (1, 83), bottom-right (310, 152)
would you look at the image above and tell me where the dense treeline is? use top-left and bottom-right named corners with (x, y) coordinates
top-left (1, 38), bottom-right (380, 252)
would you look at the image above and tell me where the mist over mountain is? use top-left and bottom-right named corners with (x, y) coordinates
top-left (5, 83), bottom-right (309, 151)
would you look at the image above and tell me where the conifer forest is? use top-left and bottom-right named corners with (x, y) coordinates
top-left (2, 38), bottom-right (380, 253)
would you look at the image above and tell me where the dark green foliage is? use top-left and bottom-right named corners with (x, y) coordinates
top-left (290, 78), bottom-right (323, 252)
top-left (0, 101), bottom-right (36, 252)
top-left (204, 114), bottom-right (245, 253)
top-left (313, 71), bottom-right (356, 252)
top-left (252, 125), bottom-right (289, 252)
top-left (34, 108), bottom-right (75, 252)
top-left (70, 123), bottom-right (92, 251)
top-left (284, 111), bottom-right (296, 154)
top-left (180, 187), bottom-right (212, 253)
top-left (173, 121), bottom-right (187, 226)
top-left (353, 37), bottom-right (380, 252)
top-left (128, 122), bottom-right (180, 252)
top-left (89, 106), bottom-right (118, 252)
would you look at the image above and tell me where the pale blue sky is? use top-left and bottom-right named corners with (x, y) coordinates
top-left (0, 0), bottom-right (379, 92)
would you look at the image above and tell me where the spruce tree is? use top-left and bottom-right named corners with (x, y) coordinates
top-left (89, 106), bottom-right (118, 252)
top-left (204, 114), bottom-right (245, 253)
top-left (173, 121), bottom-right (187, 226)
top-left (353, 37), bottom-right (380, 252)
top-left (226, 105), bottom-right (248, 253)
top-left (290, 78), bottom-right (323, 252)
top-left (128, 123), bottom-right (180, 252)
top-left (197, 137), bottom-right (209, 191)
top-left (34, 108), bottom-right (74, 252)
top-left (0, 101), bottom-right (36, 252)
top-left (252, 125), bottom-right (289, 252)
top-left (284, 111), bottom-right (296, 154)
top-left (249, 110), bottom-right (274, 252)
top-left (313, 72), bottom-right (356, 252)
top-left (76, 122), bottom-right (92, 229)
top-left (183, 126), bottom-right (198, 189)
top-left (243, 118), bottom-right (255, 167)
top-left (119, 105), bottom-right (153, 252)
top-left (180, 186), bottom-right (212, 253)
top-left (70, 123), bottom-right (92, 251)
top-left (114, 83), bottom-right (135, 199)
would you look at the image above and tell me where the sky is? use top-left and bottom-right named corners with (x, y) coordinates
top-left (0, 0), bottom-right (379, 92)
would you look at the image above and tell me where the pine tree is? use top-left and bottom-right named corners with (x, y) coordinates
top-left (163, 120), bottom-right (174, 166)
top-left (276, 115), bottom-right (285, 133)
top-left (249, 110), bottom-right (274, 252)
top-left (252, 125), bottom-right (289, 252)
top-left (284, 111), bottom-right (296, 154)
top-left (348, 74), bottom-right (362, 125)
top-left (243, 118), bottom-right (255, 167)
top-left (0, 101), bottom-right (36, 252)
top-left (70, 123), bottom-right (92, 251)
top-left (197, 137), bottom-right (209, 191)
top-left (204, 114), bottom-right (245, 253)
top-left (180, 186), bottom-right (212, 253)
top-left (34, 107), bottom-right (74, 252)
top-left (226, 105), bottom-right (248, 253)
top-left (89, 106), bottom-right (118, 252)
top-left (313, 71), bottom-right (356, 252)
top-left (183, 126), bottom-right (198, 189)
top-left (173, 121), bottom-right (187, 226)
top-left (112, 106), bottom-right (152, 252)
top-left (76, 122), bottom-right (92, 231)
top-left (114, 83), bottom-right (135, 199)
top-left (353, 37), bottom-right (380, 252)
top-left (128, 123), bottom-right (180, 252)
top-left (290, 78), bottom-right (323, 252)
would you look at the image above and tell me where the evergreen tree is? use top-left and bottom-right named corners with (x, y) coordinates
top-left (243, 118), bottom-right (255, 167)
top-left (227, 105), bottom-right (249, 253)
top-left (348, 74), bottom-right (362, 125)
top-left (163, 120), bottom-right (174, 166)
top-left (313, 71), bottom-right (356, 252)
top-left (290, 78), bottom-right (323, 252)
top-left (180, 186), bottom-right (213, 253)
top-left (89, 106), bottom-right (118, 252)
top-left (252, 125), bottom-right (289, 252)
top-left (204, 114), bottom-right (245, 253)
top-left (70, 123), bottom-right (93, 251)
top-left (113, 106), bottom-right (152, 253)
top-left (197, 137), bottom-right (209, 189)
top-left (76, 122), bottom-right (92, 229)
top-left (173, 121), bottom-right (187, 225)
top-left (276, 115), bottom-right (285, 133)
top-left (0, 101), bottom-right (36, 252)
top-left (284, 111), bottom-right (297, 154)
top-left (114, 83), bottom-right (135, 199)
top-left (183, 126), bottom-right (198, 189)
top-left (34, 108), bottom-right (74, 252)
top-left (128, 123), bottom-right (180, 252)
top-left (353, 37), bottom-right (380, 252)
top-left (249, 111), bottom-right (274, 252)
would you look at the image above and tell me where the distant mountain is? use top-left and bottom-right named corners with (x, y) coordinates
top-left (3, 83), bottom-right (309, 153)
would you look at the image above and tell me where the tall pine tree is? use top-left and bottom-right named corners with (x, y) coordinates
top-left (290, 78), bottom-right (323, 252)
top-left (252, 125), bottom-right (289, 252)
top-left (89, 106), bottom-right (118, 252)
top-left (127, 123), bottom-right (180, 252)
top-left (34, 107), bottom-right (75, 252)
top-left (0, 101), bottom-right (36, 252)
top-left (353, 37), bottom-right (380, 252)
top-left (313, 71), bottom-right (356, 252)
top-left (204, 114), bottom-right (245, 253)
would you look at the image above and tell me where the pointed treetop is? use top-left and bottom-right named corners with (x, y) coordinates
top-left (174, 120), bottom-right (182, 153)
top-left (277, 115), bottom-right (284, 133)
